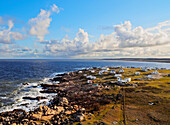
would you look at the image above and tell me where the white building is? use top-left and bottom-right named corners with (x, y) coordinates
top-left (152, 70), bottom-right (159, 74)
top-left (141, 67), bottom-right (151, 72)
top-left (114, 74), bottom-right (122, 77)
top-left (117, 77), bottom-right (131, 83)
top-left (83, 74), bottom-right (87, 76)
top-left (86, 75), bottom-right (96, 79)
top-left (135, 72), bottom-right (140, 75)
top-left (98, 70), bottom-right (108, 75)
top-left (98, 71), bottom-right (103, 75)
top-left (147, 75), bottom-right (153, 79)
top-left (124, 78), bottom-right (131, 82)
top-left (90, 70), bottom-right (95, 73)
top-left (102, 67), bottom-right (109, 70)
top-left (119, 69), bottom-right (124, 73)
top-left (87, 80), bottom-right (93, 84)
top-left (110, 70), bottom-right (116, 74)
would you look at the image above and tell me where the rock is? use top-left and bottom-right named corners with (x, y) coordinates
top-left (50, 77), bottom-right (68, 82)
top-left (41, 83), bottom-right (59, 88)
top-left (38, 105), bottom-right (44, 112)
top-left (22, 82), bottom-right (29, 85)
top-left (32, 113), bottom-right (42, 120)
top-left (41, 115), bottom-right (53, 121)
top-left (76, 115), bottom-right (84, 122)
top-left (46, 108), bottom-right (57, 115)
top-left (59, 97), bottom-right (69, 106)
top-left (73, 105), bottom-right (79, 111)
top-left (56, 106), bottom-right (64, 113)
top-left (65, 111), bottom-right (72, 115)
top-left (23, 96), bottom-right (47, 101)
top-left (40, 89), bottom-right (57, 93)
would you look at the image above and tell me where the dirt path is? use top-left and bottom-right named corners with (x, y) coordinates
top-left (122, 87), bottom-right (126, 125)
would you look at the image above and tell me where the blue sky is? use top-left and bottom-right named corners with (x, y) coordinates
top-left (0, 0), bottom-right (170, 58)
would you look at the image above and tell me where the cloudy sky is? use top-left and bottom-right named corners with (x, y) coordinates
top-left (0, 0), bottom-right (170, 59)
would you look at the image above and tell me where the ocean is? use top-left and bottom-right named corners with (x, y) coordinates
top-left (0, 59), bottom-right (169, 113)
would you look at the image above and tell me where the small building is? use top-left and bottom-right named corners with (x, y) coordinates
top-left (114, 74), bottom-right (122, 77)
top-left (119, 69), bottom-right (124, 73)
top-left (124, 78), bottom-right (131, 82)
top-left (98, 71), bottom-right (103, 75)
top-left (87, 80), bottom-right (93, 84)
top-left (147, 75), bottom-right (153, 79)
top-left (110, 70), bottom-right (116, 74)
top-left (78, 71), bottom-right (83, 73)
top-left (141, 67), bottom-right (151, 72)
top-left (135, 72), bottom-right (140, 75)
top-left (86, 75), bottom-right (96, 79)
top-left (152, 70), bottom-right (159, 74)
top-left (117, 77), bottom-right (131, 83)
top-left (117, 77), bottom-right (122, 81)
top-left (99, 70), bottom-right (108, 75)
top-left (83, 74), bottom-right (87, 76)
top-left (102, 67), bottom-right (109, 70)
top-left (90, 70), bottom-right (95, 73)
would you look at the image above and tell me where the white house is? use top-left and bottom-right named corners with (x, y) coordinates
top-left (83, 74), bottom-right (87, 76)
top-left (152, 70), bottom-right (159, 74)
top-left (119, 69), bottom-right (124, 73)
top-left (110, 70), bottom-right (116, 74)
top-left (141, 67), bottom-right (151, 72)
top-left (78, 71), bottom-right (83, 73)
top-left (135, 72), bottom-right (140, 75)
top-left (98, 71), bottom-right (103, 75)
top-left (114, 74), bottom-right (122, 77)
top-left (86, 75), bottom-right (96, 79)
top-left (99, 70), bottom-right (108, 75)
top-left (117, 77), bottom-right (131, 83)
top-left (102, 67), bottom-right (109, 70)
top-left (90, 70), bottom-right (95, 73)
top-left (147, 75), bottom-right (153, 79)
top-left (124, 78), bottom-right (131, 82)
top-left (87, 80), bottom-right (93, 84)
top-left (117, 77), bottom-right (122, 81)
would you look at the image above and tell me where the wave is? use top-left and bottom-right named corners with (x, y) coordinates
top-left (0, 71), bottom-right (67, 113)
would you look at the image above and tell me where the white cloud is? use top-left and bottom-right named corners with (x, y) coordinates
top-left (29, 4), bottom-right (62, 41)
top-left (114, 21), bottom-right (169, 48)
top-left (29, 9), bottom-right (52, 41)
top-left (51, 4), bottom-right (63, 14)
top-left (0, 20), bottom-right (25, 44)
top-left (44, 28), bottom-right (91, 56)
top-left (43, 20), bottom-right (170, 58)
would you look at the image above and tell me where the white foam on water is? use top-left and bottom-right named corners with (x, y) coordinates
top-left (0, 73), bottom-right (61, 113)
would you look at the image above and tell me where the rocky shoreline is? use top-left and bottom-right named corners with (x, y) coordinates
top-left (0, 67), bottom-right (119, 125)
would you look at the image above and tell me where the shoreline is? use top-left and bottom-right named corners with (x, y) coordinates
top-left (0, 66), bottom-right (170, 124)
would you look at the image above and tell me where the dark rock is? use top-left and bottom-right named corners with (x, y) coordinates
top-left (23, 96), bottom-right (47, 101)
top-left (22, 82), bottom-right (29, 85)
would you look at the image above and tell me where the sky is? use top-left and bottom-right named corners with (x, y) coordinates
top-left (0, 0), bottom-right (170, 59)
